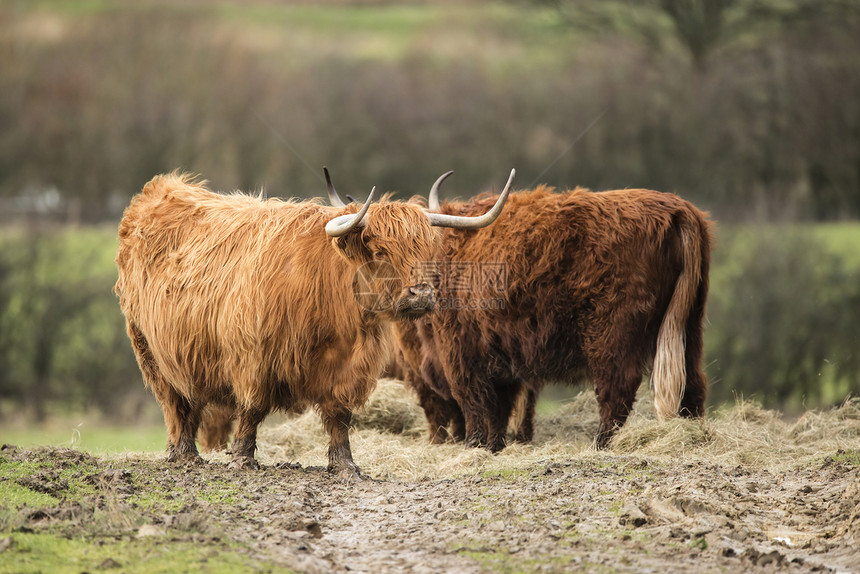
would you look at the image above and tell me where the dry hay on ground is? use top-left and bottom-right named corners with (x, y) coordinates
top-left (255, 378), bottom-right (860, 481)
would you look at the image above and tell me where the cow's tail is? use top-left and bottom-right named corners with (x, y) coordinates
top-left (652, 209), bottom-right (710, 420)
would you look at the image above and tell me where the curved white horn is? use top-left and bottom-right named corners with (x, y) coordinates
top-left (426, 169), bottom-right (515, 230)
top-left (325, 187), bottom-right (376, 237)
top-left (324, 166), bottom-right (347, 207)
top-left (428, 170), bottom-right (454, 212)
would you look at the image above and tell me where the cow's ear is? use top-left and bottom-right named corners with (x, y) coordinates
top-left (334, 236), bottom-right (352, 258)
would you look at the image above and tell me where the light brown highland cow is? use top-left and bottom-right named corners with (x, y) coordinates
top-left (115, 170), bottom-right (513, 476)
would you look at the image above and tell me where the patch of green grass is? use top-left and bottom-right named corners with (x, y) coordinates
top-left (12, 0), bottom-right (572, 67)
top-left (830, 450), bottom-right (860, 466)
top-left (457, 546), bottom-right (589, 574)
top-left (0, 481), bottom-right (59, 511)
top-left (0, 532), bottom-right (291, 574)
top-left (122, 461), bottom-right (241, 513)
top-left (0, 459), bottom-right (43, 483)
top-left (0, 423), bottom-right (165, 455)
top-left (127, 479), bottom-right (186, 514)
top-left (128, 492), bottom-right (185, 514)
top-left (0, 455), bottom-right (101, 506)
top-left (0, 453), bottom-right (103, 531)
top-left (199, 480), bottom-right (241, 506)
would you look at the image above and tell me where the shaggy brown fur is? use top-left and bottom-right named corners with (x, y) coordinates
top-left (393, 185), bottom-right (713, 451)
top-left (197, 404), bottom-right (235, 452)
top-left (115, 173), bottom-right (440, 474)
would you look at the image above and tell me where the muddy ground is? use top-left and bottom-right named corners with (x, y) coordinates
top-left (2, 443), bottom-right (858, 573)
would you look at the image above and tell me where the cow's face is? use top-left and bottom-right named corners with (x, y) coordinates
top-left (326, 168), bottom-right (515, 320)
top-left (334, 202), bottom-right (440, 321)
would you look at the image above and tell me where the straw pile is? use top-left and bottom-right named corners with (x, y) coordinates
top-left (256, 378), bottom-right (860, 481)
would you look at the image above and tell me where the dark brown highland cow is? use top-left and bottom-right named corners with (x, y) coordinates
top-left (115, 170), bottom-right (513, 476)
top-left (390, 178), bottom-right (713, 451)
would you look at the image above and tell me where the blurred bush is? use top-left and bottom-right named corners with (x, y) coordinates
top-left (706, 225), bottom-right (860, 410)
top-left (0, 227), bottom-right (144, 422)
top-left (1, 224), bottom-right (857, 421)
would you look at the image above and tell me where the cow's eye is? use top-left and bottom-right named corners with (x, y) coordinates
top-left (374, 251), bottom-right (385, 260)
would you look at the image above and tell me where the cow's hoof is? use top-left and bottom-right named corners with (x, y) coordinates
top-left (594, 433), bottom-right (612, 451)
top-left (428, 431), bottom-right (448, 445)
top-left (464, 436), bottom-right (483, 449)
top-left (166, 451), bottom-right (204, 465)
top-left (338, 467), bottom-right (363, 482)
top-left (328, 463), bottom-right (362, 481)
top-left (228, 456), bottom-right (260, 470)
top-left (487, 440), bottom-right (506, 454)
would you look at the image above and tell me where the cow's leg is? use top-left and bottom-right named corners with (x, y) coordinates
top-left (415, 385), bottom-right (449, 444)
top-left (449, 400), bottom-right (466, 442)
top-left (593, 367), bottom-right (642, 449)
top-left (128, 322), bottom-right (202, 464)
top-left (228, 407), bottom-right (267, 470)
top-left (437, 342), bottom-right (491, 448)
top-left (161, 392), bottom-right (204, 464)
top-left (320, 405), bottom-right (360, 479)
top-left (457, 382), bottom-right (491, 450)
top-left (680, 372), bottom-right (707, 418)
top-left (415, 349), bottom-right (464, 443)
top-left (590, 350), bottom-right (643, 449)
top-left (680, 285), bottom-right (709, 418)
top-left (486, 382), bottom-right (518, 453)
top-left (512, 387), bottom-right (537, 444)
top-left (463, 418), bottom-right (487, 449)
top-left (413, 380), bottom-right (457, 444)
top-left (585, 311), bottom-right (650, 449)
top-left (680, 357), bottom-right (708, 419)
top-left (198, 403), bottom-right (236, 452)
top-left (147, 378), bottom-right (204, 464)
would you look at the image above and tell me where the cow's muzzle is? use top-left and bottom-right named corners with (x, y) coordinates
top-left (394, 283), bottom-right (436, 319)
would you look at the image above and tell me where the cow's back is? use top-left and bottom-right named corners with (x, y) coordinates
top-left (115, 174), bottom-right (375, 408)
top-left (429, 186), bottom-right (709, 384)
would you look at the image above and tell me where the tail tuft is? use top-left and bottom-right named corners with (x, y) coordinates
top-left (652, 213), bottom-right (704, 420)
